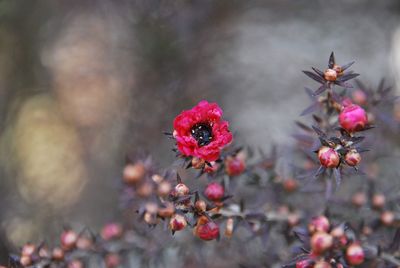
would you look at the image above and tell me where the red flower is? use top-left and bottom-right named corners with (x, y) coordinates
top-left (173, 100), bottom-right (233, 162)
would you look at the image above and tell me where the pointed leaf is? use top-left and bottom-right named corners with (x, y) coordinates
top-left (338, 72), bottom-right (360, 82)
top-left (328, 52), bottom-right (335, 68)
top-left (312, 67), bottom-right (324, 77)
top-left (300, 102), bottom-right (320, 116)
top-left (335, 81), bottom-right (353, 88)
top-left (304, 87), bottom-right (316, 100)
top-left (303, 70), bottom-right (325, 84)
top-left (312, 84), bottom-right (327, 96)
top-left (312, 125), bottom-right (326, 137)
top-left (295, 121), bottom-right (313, 132)
top-left (341, 61), bottom-right (355, 71)
top-left (333, 168), bottom-right (342, 188)
top-left (315, 166), bottom-right (326, 177)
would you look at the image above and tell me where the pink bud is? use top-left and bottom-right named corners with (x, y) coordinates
top-left (318, 147), bottom-right (340, 168)
top-left (169, 214), bottom-right (187, 231)
top-left (324, 69), bottom-right (337, 81)
top-left (101, 223), bottom-right (123, 240)
top-left (345, 149), bottom-right (361, 166)
top-left (352, 89), bottom-right (367, 105)
top-left (225, 155), bottom-right (246, 176)
top-left (310, 232), bottom-right (333, 254)
top-left (296, 259), bottom-right (313, 268)
top-left (346, 243), bottom-right (365, 265)
top-left (195, 220), bottom-right (220, 241)
top-left (204, 182), bottom-right (224, 201)
top-left (60, 230), bottom-right (78, 250)
top-left (172, 183), bottom-right (190, 197)
top-left (308, 215), bottom-right (330, 234)
top-left (339, 104), bottom-right (368, 132)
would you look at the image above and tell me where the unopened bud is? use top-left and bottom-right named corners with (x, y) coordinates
top-left (123, 163), bottom-right (146, 184)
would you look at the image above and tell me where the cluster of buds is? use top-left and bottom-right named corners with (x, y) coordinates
top-left (11, 226), bottom-right (126, 268)
top-left (299, 53), bottom-right (374, 187)
top-left (287, 212), bottom-right (400, 267)
top-left (350, 188), bottom-right (398, 228)
top-left (287, 216), bottom-right (367, 267)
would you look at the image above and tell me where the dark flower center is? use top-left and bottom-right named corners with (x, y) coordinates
top-left (191, 123), bottom-right (213, 147)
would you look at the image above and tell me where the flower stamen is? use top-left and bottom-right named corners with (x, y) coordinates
top-left (191, 123), bottom-right (213, 147)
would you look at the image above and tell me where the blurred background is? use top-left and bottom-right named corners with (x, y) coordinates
top-left (0, 0), bottom-right (400, 265)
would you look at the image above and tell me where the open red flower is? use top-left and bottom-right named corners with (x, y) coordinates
top-left (173, 100), bottom-right (233, 162)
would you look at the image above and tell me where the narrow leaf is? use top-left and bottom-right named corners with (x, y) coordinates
top-left (338, 72), bottom-right (360, 82)
top-left (312, 84), bottom-right (327, 96)
top-left (341, 61), bottom-right (355, 71)
top-left (328, 52), bottom-right (335, 68)
top-left (300, 102), bottom-right (319, 116)
top-left (303, 70), bottom-right (325, 84)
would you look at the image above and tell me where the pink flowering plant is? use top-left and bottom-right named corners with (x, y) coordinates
top-left (8, 53), bottom-right (400, 268)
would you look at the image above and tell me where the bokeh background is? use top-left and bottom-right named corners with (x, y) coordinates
top-left (0, 0), bottom-right (400, 266)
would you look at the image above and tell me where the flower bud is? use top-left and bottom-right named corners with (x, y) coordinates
top-left (157, 181), bottom-right (172, 197)
top-left (52, 247), bottom-right (65, 261)
top-left (76, 236), bottom-right (93, 250)
top-left (372, 193), bottom-right (385, 209)
top-left (362, 226), bottom-right (373, 236)
top-left (38, 246), bottom-right (50, 258)
top-left (194, 217), bottom-right (220, 241)
top-left (283, 178), bottom-right (298, 192)
top-left (346, 243), bottom-right (365, 266)
top-left (137, 182), bottom-right (154, 197)
top-left (101, 223), bottom-right (123, 240)
top-left (287, 212), bottom-right (300, 227)
top-left (308, 215), bottom-right (330, 234)
top-left (318, 147), bottom-right (340, 168)
top-left (145, 202), bottom-right (158, 214)
top-left (339, 104), bottom-right (368, 132)
top-left (225, 155), bottom-right (246, 176)
top-left (19, 255), bottom-right (31, 266)
top-left (310, 232), bottom-right (333, 254)
top-left (157, 202), bottom-right (175, 218)
top-left (144, 212), bottom-right (158, 225)
top-left (345, 149), bottom-right (361, 166)
top-left (60, 230), bottom-right (78, 251)
top-left (191, 157), bottom-right (206, 169)
top-left (296, 259), bottom-right (313, 268)
top-left (204, 182), bottom-right (225, 201)
top-left (314, 261), bottom-right (332, 268)
top-left (195, 200), bottom-right (207, 212)
top-left (352, 89), bottom-right (367, 105)
top-left (225, 218), bottom-right (234, 238)
top-left (351, 192), bottom-right (367, 207)
top-left (204, 161), bottom-right (219, 173)
top-left (324, 68), bottom-right (337, 81)
top-left (21, 243), bottom-right (36, 257)
top-left (151, 174), bottom-right (164, 183)
top-left (380, 211), bottom-right (395, 226)
top-left (105, 253), bottom-right (121, 268)
top-left (123, 163), bottom-right (146, 184)
top-left (173, 183), bottom-right (190, 197)
top-left (68, 260), bottom-right (84, 268)
top-left (169, 214), bottom-right (187, 231)
top-left (334, 63), bottom-right (343, 74)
